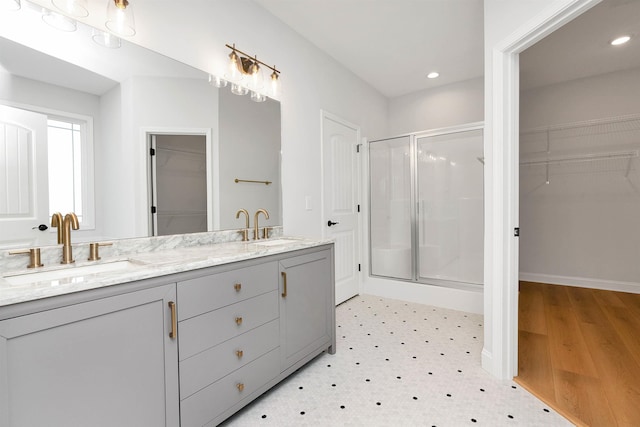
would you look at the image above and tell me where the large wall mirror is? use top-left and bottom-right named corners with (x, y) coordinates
top-left (0, 1), bottom-right (281, 248)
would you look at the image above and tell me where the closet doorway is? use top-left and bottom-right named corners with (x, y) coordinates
top-left (148, 133), bottom-right (209, 236)
top-left (515, 1), bottom-right (640, 424)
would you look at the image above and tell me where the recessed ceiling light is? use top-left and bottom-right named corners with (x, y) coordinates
top-left (427, 72), bottom-right (439, 79)
top-left (611, 35), bottom-right (631, 46)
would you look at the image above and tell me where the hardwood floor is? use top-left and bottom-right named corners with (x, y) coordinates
top-left (515, 282), bottom-right (640, 427)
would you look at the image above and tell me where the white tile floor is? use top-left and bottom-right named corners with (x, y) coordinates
top-left (221, 295), bottom-right (572, 426)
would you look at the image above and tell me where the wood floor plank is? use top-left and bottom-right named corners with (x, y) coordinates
top-left (591, 288), bottom-right (627, 308)
top-left (519, 282), bottom-right (547, 334)
top-left (579, 320), bottom-right (640, 427)
top-left (544, 300), bottom-right (598, 377)
top-left (565, 286), bottom-right (606, 325)
top-left (552, 369), bottom-right (617, 427)
top-left (600, 307), bottom-right (640, 368)
top-left (516, 330), bottom-right (555, 402)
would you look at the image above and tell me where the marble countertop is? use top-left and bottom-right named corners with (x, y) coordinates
top-left (0, 237), bottom-right (333, 307)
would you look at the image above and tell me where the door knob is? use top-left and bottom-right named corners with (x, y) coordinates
top-left (327, 220), bottom-right (339, 227)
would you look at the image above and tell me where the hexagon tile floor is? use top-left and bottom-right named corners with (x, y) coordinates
top-left (221, 294), bottom-right (572, 427)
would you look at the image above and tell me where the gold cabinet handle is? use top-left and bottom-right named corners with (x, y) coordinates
top-left (281, 271), bottom-right (287, 298)
top-left (168, 301), bottom-right (177, 339)
top-left (235, 316), bottom-right (243, 326)
top-left (236, 350), bottom-right (244, 359)
top-left (234, 283), bottom-right (242, 292)
top-left (237, 383), bottom-right (245, 392)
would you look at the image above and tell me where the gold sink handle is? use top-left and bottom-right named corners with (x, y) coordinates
top-left (9, 248), bottom-right (44, 269)
top-left (88, 242), bottom-right (114, 261)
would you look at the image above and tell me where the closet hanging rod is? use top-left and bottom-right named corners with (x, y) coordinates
top-left (520, 150), bottom-right (638, 166)
top-left (235, 178), bottom-right (272, 185)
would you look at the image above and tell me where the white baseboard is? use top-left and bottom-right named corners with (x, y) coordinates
top-left (362, 277), bottom-right (483, 314)
top-left (481, 348), bottom-right (494, 377)
top-left (519, 272), bottom-right (640, 294)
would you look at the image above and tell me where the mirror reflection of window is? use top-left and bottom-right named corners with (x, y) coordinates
top-left (47, 117), bottom-right (84, 223)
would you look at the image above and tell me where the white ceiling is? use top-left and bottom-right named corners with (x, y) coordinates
top-left (254, 0), bottom-right (640, 97)
top-left (253, 0), bottom-right (484, 98)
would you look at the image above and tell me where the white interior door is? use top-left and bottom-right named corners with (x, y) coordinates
top-left (0, 105), bottom-right (49, 245)
top-left (322, 112), bottom-right (361, 305)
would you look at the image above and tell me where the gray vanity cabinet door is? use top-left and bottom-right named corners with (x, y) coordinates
top-left (0, 283), bottom-right (179, 427)
top-left (279, 248), bottom-right (334, 370)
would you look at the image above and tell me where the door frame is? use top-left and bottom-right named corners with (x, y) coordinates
top-left (484, 0), bottom-right (600, 380)
top-left (141, 128), bottom-right (214, 236)
top-left (320, 110), bottom-right (364, 299)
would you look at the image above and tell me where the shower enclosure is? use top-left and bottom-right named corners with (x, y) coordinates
top-left (369, 124), bottom-right (484, 289)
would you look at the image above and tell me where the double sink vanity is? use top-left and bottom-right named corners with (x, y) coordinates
top-left (0, 232), bottom-right (336, 427)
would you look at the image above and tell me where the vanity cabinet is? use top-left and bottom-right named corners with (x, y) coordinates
top-left (0, 283), bottom-right (179, 427)
top-left (279, 248), bottom-right (333, 371)
top-left (0, 243), bottom-right (335, 427)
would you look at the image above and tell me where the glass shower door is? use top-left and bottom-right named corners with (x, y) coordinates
top-left (416, 129), bottom-right (483, 286)
top-left (369, 136), bottom-right (413, 279)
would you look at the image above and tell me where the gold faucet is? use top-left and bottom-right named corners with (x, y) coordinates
top-left (253, 209), bottom-right (269, 240)
top-left (236, 209), bottom-right (250, 241)
top-left (61, 212), bottom-right (79, 264)
top-left (51, 212), bottom-right (63, 244)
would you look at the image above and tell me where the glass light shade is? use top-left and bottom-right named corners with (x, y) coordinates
top-left (52, 0), bottom-right (88, 17)
top-left (106, 0), bottom-right (135, 37)
top-left (230, 83), bottom-right (248, 96)
top-left (92, 28), bottom-right (121, 48)
top-left (42, 8), bottom-right (77, 31)
top-left (269, 70), bottom-right (280, 98)
top-left (225, 50), bottom-right (243, 82)
top-left (247, 61), bottom-right (264, 90)
top-left (208, 75), bottom-right (228, 88)
top-left (1, 0), bottom-right (21, 11)
top-left (250, 91), bottom-right (266, 103)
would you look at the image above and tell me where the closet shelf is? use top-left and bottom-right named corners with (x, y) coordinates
top-left (520, 150), bottom-right (638, 166)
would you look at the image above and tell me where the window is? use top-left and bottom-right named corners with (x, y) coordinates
top-left (47, 116), bottom-right (94, 228)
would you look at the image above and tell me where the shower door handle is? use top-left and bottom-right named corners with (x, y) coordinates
top-left (327, 220), bottom-right (339, 227)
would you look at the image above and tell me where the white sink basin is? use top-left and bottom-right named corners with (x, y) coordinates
top-left (3, 260), bottom-right (141, 286)
top-left (254, 238), bottom-right (299, 247)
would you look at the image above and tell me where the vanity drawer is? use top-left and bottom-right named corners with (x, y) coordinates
top-left (177, 261), bottom-right (278, 321)
top-left (178, 291), bottom-right (279, 361)
top-left (180, 348), bottom-right (280, 427)
top-left (179, 319), bottom-right (279, 399)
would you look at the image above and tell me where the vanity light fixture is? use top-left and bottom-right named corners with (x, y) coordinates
top-left (610, 35), bottom-right (631, 46)
top-left (51, 0), bottom-right (88, 18)
top-left (221, 43), bottom-right (281, 101)
top-left (106, 0), bottom-right (135, 37)
top-left (1, 0), bottom-right (21, 11)
top-left (427, 71), bottom-right (440, 79)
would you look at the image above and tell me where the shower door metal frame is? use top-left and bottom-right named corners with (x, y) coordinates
top-left (368, 122), bottom-right (484, 291)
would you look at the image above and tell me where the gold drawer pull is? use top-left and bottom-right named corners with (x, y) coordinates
top-left (168, 301), bottom-right (177, 339)
top-left (234, 283), bottom-right (242, 292)
top-left (235, 316), bottom-right (243, 326)
top-left (237, 383), bottom-right (245, 392)
top-left (236, 350), bottom-right (244, 359)
top-left (281, 271), bottom-right (287, 298)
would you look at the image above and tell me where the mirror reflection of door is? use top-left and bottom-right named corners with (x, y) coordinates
top-left (0, 105), bottom-right (49, 244)
top-left (149, 134), bottom-right (207, 236)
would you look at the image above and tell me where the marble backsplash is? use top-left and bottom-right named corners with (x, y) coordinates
top-left (0, 227), bottom-right (283, 274)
